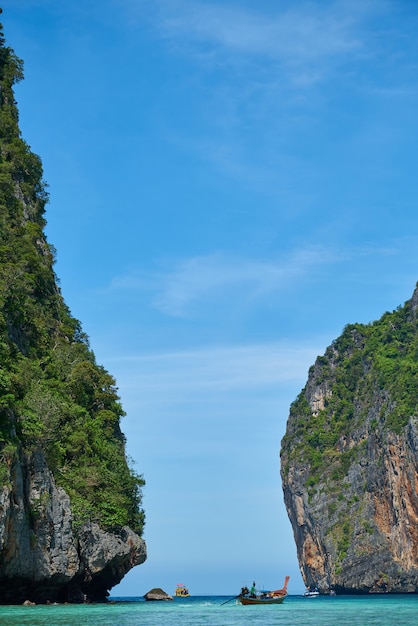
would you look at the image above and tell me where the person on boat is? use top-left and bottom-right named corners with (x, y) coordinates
top-left (241, 586), bottom-right (249, 596)
top-left (250, 582), bottom-right (256, 597)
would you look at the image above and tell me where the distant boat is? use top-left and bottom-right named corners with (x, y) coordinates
top-left (239, 593), bottom-right (286, 605)
top-left (175, 584), bottom-right (190, 597)
top-left (238, 576), bottom-right (289, 605)
top-left (303, 586), bottom-right (320, 597)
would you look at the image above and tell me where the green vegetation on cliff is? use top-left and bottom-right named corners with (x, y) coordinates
top-left (281, 286), bottom-right (418, 480)
top-left (280, 287), bottom-right (418, 592)
top-left (0, 25), bottom-right (145, 534)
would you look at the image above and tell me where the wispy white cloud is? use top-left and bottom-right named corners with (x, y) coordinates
top-left (161, 2), bottom-right (358, 59)
top-left (117, 0), bottom-right (397, 197)
top-left (108, 241), bottom-right (404, 318)
top-left (130, 0), bottom-right (384, 85)
top-left (153, 248), bottom-right (331, 316)
top-left (109, 246), bottom-right (338, 317)
top-left (110, 340), bottom-right (321, 393)
top-left (105, 340), bottom-right (325, 434)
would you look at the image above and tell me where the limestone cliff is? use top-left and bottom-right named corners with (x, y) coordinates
top-left (0, 20), bottom-right (146, 602)
top-left (281, 284), bottom-right (418, 594)
top-left (0, 449), bottom-right (146, 603)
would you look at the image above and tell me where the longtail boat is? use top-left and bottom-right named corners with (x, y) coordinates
top-left (238, 576), bottom-right (289, 605)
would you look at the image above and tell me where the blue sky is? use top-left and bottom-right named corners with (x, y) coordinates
top-left (3, 0), bottom-right (418, 596)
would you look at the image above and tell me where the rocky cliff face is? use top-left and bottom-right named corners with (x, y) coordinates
top-left (0, 21), bottom-right (146, 603)
top-left (0, 447), bottom-right (146, 603)
top-left (280, 285), bottom-right (418, 594)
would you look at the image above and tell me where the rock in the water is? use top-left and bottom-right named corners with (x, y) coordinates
top-left (144, 588), bottom-right (173, 601)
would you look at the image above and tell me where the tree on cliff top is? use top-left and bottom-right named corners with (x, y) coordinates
top-left (0, 22), bottom-right (145, 535)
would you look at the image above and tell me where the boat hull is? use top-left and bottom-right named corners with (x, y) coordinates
top-left (239, 595), bottom-right (285, 605)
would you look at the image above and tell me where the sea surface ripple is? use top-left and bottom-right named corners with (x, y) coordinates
top-left (0, 594), bottom-right (417, 626)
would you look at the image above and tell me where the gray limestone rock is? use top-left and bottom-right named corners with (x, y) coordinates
top-left (281, 284), bottom-right (418, 594)
top-left (0, 448), bottom-right (146, 604)
top-left (144, 588), bottom-right (173, 601)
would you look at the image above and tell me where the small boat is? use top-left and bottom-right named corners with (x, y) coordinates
top-left (303, 586), bottom-right (320, 597)
top-left (175, 584), bottom-right (190, 597)
top-left (239, 593), bottom-right (286, 605)
top-left (238, 576), bottom-right (289, 605)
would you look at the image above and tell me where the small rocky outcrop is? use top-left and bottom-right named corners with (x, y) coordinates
top-left (0, 449), bottom-right (146, 604)
top-left (144, 588), bottom-right (173, 601)
top-left (281, 284), bottom-right (418, 594)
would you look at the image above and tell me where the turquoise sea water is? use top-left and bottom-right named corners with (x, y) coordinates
top-left (0, 594), bottom-right (417, 626)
